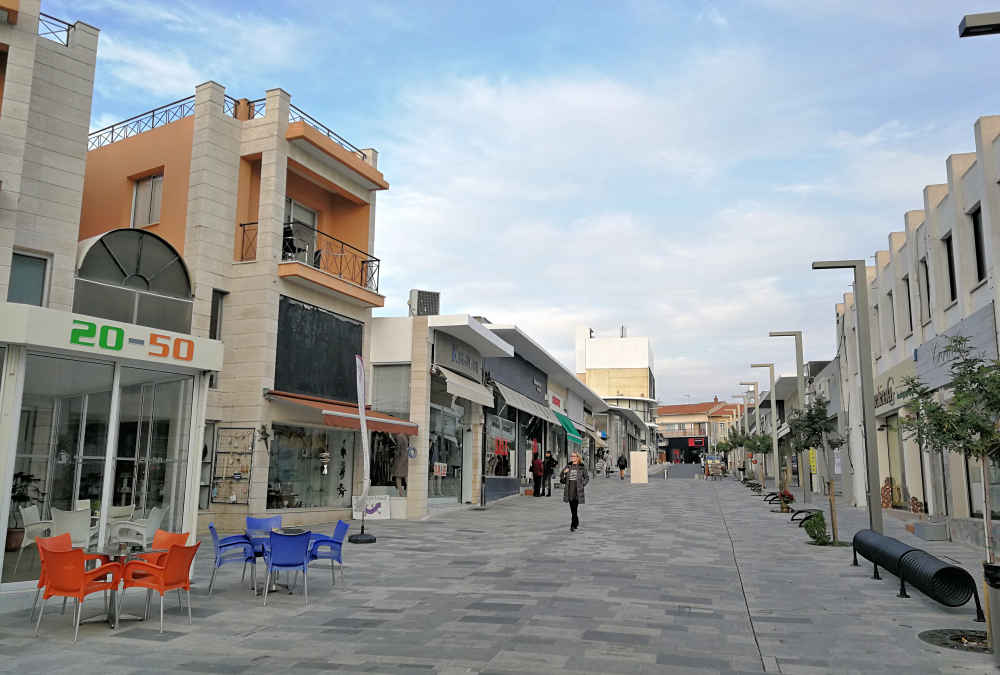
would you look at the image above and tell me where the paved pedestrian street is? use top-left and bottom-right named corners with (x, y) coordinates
top-left (0, 470), bottom-right (992, 674)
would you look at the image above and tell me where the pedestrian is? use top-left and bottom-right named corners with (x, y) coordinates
top-left (560, 451), bottom-right (589, 532)
top-left (617, 454), bottom-right (627, 480)
top-left (531, 453), bottom-right (544, 497)
top-left (543, 450), bottom-right (557, 496)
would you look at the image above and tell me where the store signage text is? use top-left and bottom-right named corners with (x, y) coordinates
top-left (433, 332), bottom-right (482, 382)
top-left (70, 320), bottom-right (195, 362)
top-left (873, 376), bottom-right (896, 410)
top-left (551, 395), bottom-right (561, 407)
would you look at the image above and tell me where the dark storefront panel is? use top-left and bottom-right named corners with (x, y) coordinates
top-left (275, 296), bottom-right (362, 402)
top-left (484, 354), bottom-right (547, 404)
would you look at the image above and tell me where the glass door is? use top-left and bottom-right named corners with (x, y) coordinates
top-left (283, 198), bottom-right (318, 266)
top-left (886, 414), bottom-right (906, 508)
top-left (3, 354), bottom-right (114, 584)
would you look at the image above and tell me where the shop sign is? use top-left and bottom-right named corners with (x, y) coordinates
top-left (551, 394), bottom-right (561, 407)
top-left (916, 302), bottom-right (998, 391)
top-left (433, 331), bottom-right (483, 382)
top-left (809, 448), bottom-right (817, 474)
top-left (352, 496), bottom-right (389, 520)
top-left (873, 358), bottom-right (916, 416)
top-left (0, 303), bottom-right (224, 371)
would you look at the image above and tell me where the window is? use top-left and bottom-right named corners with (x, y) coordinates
top-left (74, 229), bottom-right (192, 333)
top-left (8, 252), bottom-right (48, 306)
top-left (972, 206), bottom-right (987, 283)
top-left (943, 233), bottom-right (957, 303)
top-left (872, 304), bottom-right (881, 356)
top-left (283, 197), bottom-right (318, 264)
top-left (208, 290), bottom-right (227, 388)
top-left (132, 174), bottom-right (163, 228)
top-left (0, 47), bottom-right (8, 117)
top-left (918, 258), bottom-right (931, 322)
top-left (268, 425), bottom-right (355, 509)
top-left (886, 291), bottom-right (896, 345)
top-left (901, 276), bottom-right (913, 334)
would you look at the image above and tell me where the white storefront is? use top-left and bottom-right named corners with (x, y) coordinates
top-left (0, 303), bottom-right (222, 594)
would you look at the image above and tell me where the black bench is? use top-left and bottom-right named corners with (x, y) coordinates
top-left (790, 509), bottom-right (821, 525)
top-left (852, 529), bottom-right (984, 622)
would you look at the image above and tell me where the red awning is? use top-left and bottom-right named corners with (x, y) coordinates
top-left (265, 390), bottom-right (418, 436)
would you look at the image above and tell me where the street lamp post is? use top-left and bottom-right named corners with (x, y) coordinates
top-left (770, 330), bottom-right (809, 503)
top-left (751, 364), bottom-right (780, 491)
top-left (740, 381), bottom-right (761, 483)
top-left (812, 260), bottom-right (884, 534)
top-left (733, 391), bottom-right (750, 475)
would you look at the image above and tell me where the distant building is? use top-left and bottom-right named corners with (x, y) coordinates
top-left (574, 326), bottom-right (657, 453)
top-left (656, 397), bottom-right (738, 462)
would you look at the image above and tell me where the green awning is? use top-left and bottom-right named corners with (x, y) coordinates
top-left (553, 410), bottom-right (584, 444)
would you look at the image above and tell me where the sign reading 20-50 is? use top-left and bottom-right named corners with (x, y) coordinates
top-left (70, 320), bottom-right (194, 362)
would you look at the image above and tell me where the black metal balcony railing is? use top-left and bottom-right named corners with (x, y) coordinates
top-left (88, 95), bottom-right (195, 150)
top-left (288, 104), bottom-right (366, 160)
top-left (239, 222), bottom-right (258, 262)
top-left (38, 13), bottom-right (71, 46)
top-left (281, 220), bottom-right (379, 293)
top-left (248, 98), bottom-right (266, 119)
top-left (223, 94), bottom-right (238, 118)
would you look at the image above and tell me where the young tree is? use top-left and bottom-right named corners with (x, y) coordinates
top-left (788, 395), bottom-right (844, 542)
top-left (901, 335), bottom-right (1000, 565)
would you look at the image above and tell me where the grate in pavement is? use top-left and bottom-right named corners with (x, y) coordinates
top-left (917, 628), bottom-right (990, 654)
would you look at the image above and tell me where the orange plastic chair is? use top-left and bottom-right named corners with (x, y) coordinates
top-left (33, 534), bottom-right (110, 624)
top-left (120, 542), bottom-right (200, 633)
top-left (138, 530), bottom-right (189, 566)
top-left (34, 548), bottom-right (122, 642)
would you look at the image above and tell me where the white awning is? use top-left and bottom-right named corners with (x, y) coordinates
top-left (436, 366), bottom-right (495, 407)
top-left (494, 381), bottom-right (559, 424)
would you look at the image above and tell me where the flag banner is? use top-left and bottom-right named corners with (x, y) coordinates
top-left (356, 354), bottom-right (371, 501)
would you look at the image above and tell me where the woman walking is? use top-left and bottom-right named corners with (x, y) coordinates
top-left (617, 454), bottom-right (627, 480)
top-left (560, 451), bottom-right (590, 532)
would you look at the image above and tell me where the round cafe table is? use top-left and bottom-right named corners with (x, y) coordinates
top-left (83, 543), bottom-right (167, 629)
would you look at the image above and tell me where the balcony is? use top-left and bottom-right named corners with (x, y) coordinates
top-left (239, 221), bottom-right (383, 307)
top-left (38, 13), bottom-right (71, 45)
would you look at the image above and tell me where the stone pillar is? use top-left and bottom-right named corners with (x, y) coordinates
top-left (407, 317), bottom-right (431, 519)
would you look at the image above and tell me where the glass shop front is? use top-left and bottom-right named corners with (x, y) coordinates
top-left (0, 304), bottom-right (221, 587)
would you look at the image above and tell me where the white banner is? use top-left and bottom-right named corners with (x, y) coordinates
top-left (356, 354), bottom-right (371, 502)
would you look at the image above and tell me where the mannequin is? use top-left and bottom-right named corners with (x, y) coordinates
top-left (392, 432), bottom-right (409, 497)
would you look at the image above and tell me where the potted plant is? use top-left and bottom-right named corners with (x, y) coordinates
top-left (5, 472), bottom-right (42, 551)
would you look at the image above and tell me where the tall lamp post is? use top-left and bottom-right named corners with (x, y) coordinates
top-left (812, 260), bottom-right (883, 534)
top-left (732, 391), bottom-right (750, 475)
top-left (770, 330), bottom-right (809, 503)
top-left (740, 381), bottom-right (761, 482)
top-left (751, 364), bottom-right (780, 490)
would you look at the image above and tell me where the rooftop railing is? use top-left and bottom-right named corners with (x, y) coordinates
top-left (88, 95), bottom-right (195, 150)
top-left (38, 13), bottom-right (71, 46)
top-left (223, 94), bottom-right (238, 118)
top-left (288, 104), bottom-right (366, 160)
top-left (281, 219), bottom-right (379, 293)
top-left (248, 98), bottom-right (266, 119)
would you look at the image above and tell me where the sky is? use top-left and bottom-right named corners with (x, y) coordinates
top-left (55, 0), bottom-right (1000, 404)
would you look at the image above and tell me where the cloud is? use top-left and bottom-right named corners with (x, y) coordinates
top-left (697, 7), bottom-right (728, 28)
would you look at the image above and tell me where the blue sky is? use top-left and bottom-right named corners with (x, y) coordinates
top-left (55, 0), bottom-right (1000, 402)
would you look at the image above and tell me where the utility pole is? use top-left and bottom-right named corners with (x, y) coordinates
top-left (752, 363), bottom-right (780, 492)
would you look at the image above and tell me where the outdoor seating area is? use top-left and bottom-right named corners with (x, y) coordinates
top-left (25, 516), bottom-right (351, 644)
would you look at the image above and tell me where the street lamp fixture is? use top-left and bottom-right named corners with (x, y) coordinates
top-left (959, 12), bottom-right (1000, 37)
top-left (812, 259), bottom-right (884, 534)
top-left (739, 381), bottom-right (760, 434)
top-left (751, 363), bottom-right (780, 490)
top-left (769, 330), bottom-right (809, 503)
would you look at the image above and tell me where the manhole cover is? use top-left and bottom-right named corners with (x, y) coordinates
top-left (918, 629), bottom-right (990, 654)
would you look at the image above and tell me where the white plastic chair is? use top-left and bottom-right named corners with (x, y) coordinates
top-left (112, 506), bottom-right (164, 547)
top-left (51, 508), bottom-right (98, 549)
top-left (107, 504), bottom-right (135, 527)
top-left (13, 505), bottom-right (52, 575)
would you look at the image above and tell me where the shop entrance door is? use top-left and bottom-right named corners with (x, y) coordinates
top-left (886, 414), bottom-right (906, 508)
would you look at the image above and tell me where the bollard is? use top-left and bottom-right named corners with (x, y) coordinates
top-left (984, 562), bottom-right (1000, 664)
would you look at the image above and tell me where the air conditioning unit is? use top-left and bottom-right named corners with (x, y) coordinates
top-left (408, 289), bottom-right (440, 316)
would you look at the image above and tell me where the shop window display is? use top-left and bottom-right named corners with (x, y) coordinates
top-left (429, 406), bottom-right (463, 502)
top-left (371, 431), bottom-right (409, 496)
top-left (968, 456), bottom-right (1000, 520)
top-left (268, 425), bottom-right (355, 509)
top-left (485, 413), bottom-right (516, 477)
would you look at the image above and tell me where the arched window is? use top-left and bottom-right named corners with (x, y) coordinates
top-left (74, 229), bottom-right (193, 333)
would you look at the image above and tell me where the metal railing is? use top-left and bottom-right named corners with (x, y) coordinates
top-left (239, 222), bottom-right (258, 261)
top-left (281, 220), bottom-right (379, 292)
top-left (248, 98), bottom-right (266, 119)
top-left (223, 95), bottom-right (238, 118)
top-left (38, 13), bottom-right (71, 46)
top-left (88, 95), bottom-right (195, 150)
top-left (288, 104), bottom-right (365, 160)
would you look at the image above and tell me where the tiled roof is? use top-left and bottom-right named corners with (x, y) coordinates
top-left (657, 401), bottom-right (725, 416)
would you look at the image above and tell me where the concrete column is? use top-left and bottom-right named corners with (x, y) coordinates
top-left (406, 317), bottom-right (431, 519)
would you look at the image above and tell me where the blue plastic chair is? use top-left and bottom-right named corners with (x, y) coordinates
top-left (262, 530), bottom-right (311, 606)
top-left (309, 520), bottom-right (350, 586)
top-left (245, 515), bottom-right (282, 556)
top-left (207, 523), bottom-right (255, 595)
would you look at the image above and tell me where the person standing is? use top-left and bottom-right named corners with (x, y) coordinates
top-left (560, 451), bottom-right (589, 532)
top-left (617, 454), bottom-right (627, 480)
top-left (531, 453), bottom-right (544, 498)
top-left (543, 450), bottom-right (557, 497)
